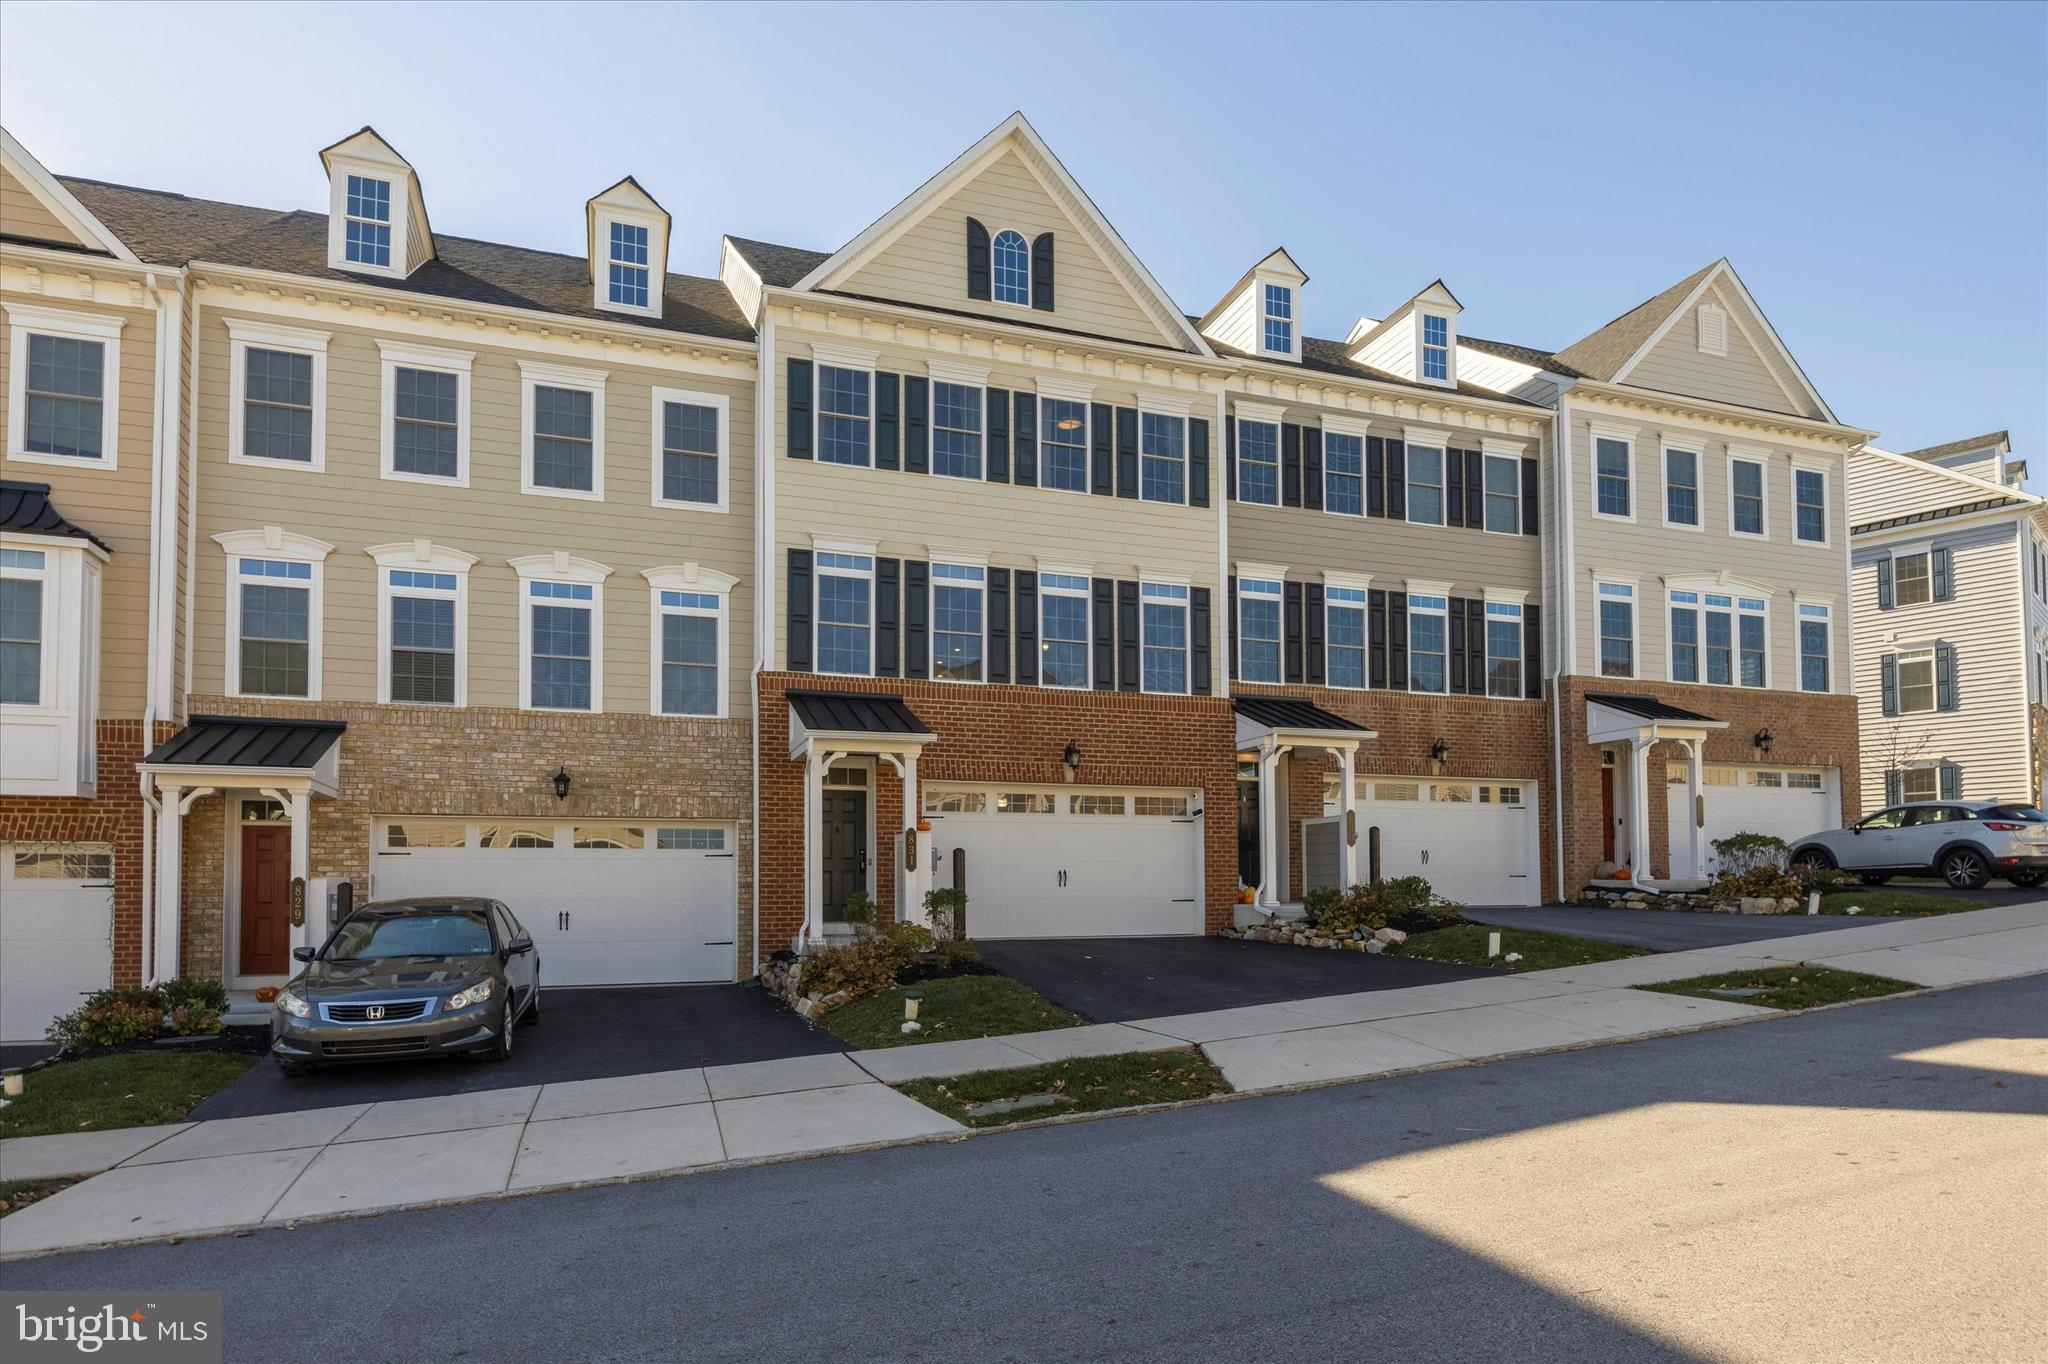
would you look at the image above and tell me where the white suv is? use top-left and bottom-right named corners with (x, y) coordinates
top-left (1790, 802), bottom-right (2048, 890)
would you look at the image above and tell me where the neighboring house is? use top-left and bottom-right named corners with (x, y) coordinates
top-left (1847, 432), bottom-right (2046, 810)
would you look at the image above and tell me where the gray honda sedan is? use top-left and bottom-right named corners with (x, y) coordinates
top-left (271, 897), bottom-right (540, 1076)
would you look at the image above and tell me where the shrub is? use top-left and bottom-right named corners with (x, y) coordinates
top-left (800, 921), bottom-right (935, 1004)
top-left (1712, 865), bottom-right (1803, 900)
top-left (47, 1000), bottom-right (163, 1051)
top-left (1711, 832), bottom-right (1791, 877)
top-left (933, 938), bottom-right (982, 974)
top-left (1303, 877), bottom-right (1465, 938)
top-left (1301, 885), bottom-right (1343, 922)
top-left (841, 891), bottom-right (880, 930)
top-left (1794, 863), bottom-right (1847, 893)
top-left (159, 977), bottom-right (228, 1013)
top-left (167, 1005), bottom-right (225, 1037)
top-left (923, 885), bottom-right (968, 941)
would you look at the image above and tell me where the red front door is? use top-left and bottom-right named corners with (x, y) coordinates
top-left (1600, 768), bottom-right (1616, 863)
top-left (240, 825), bottom-right (292, 975)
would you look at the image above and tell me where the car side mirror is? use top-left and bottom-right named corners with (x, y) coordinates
top-left (506, 936), bottom-right (535, 956)
top-left (292, 946), bottom-right (317, 962)
top-left (1851, 827), bottom-right (1862, 836)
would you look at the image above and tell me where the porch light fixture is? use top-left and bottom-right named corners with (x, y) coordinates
top-left (902, 989), bottom-right (923, 1035)
top-left (1753, 728), bottom-right (1775, 754)
top-left (1063, 740), bottom-right (1083, 773)
top-left (553, 765), bottom-right (573, 801)
top-left (1429, 739), bottom-right (1450, 764)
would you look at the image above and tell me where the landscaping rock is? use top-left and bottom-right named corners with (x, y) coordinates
top-left (1365, 939), bottom-right (1384, 954)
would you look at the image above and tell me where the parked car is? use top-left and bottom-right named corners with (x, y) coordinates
top-left (1789, 802), bottom-right (2048, 890)
top-left (271, 897), bottom-right (540, 1076)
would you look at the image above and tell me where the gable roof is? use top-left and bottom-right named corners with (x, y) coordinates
top-left (1195, 246), bottom-right (1308, 329)
top-left (1206, 331), bottom-right (1541, 407)
top-left (1350, 279), bottom-right (1463, 351)
top-left (1898, 430), bottom-right (2009, 464)
top-left (791, 112), bottom-right (1210, 355)
top-left (1457, 333), bottom-right (1585, 378)
top-left (726, 236), bottom-right (828, 288)
top-left (1, 126), bottom-right (140, 262)
top-left (316, 125), bottom-right (435, 266)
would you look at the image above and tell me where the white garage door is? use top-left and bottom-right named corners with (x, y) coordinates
top-left (371, 819), bottom-right (737, 986)
top-left (925, 785), bottom-right (1203, 938)
top-left (1, 845), bottom-right (114, 1043)
top-left (1352, 779), bottom-right (1538, 908)
top-left (1667, 767), bottom-right (1836, 879)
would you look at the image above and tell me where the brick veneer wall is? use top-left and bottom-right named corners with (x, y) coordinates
top-left (757, 672), bottom-right (1238, 954)
top-left (0, 720), bottom-right (163, 987)
top-left (173, 698), bottom-right (755, 979)
top-left (2032, 705), bottom-right (2048, 809)
top-left (1556, 675), bottom-right (1861, 893)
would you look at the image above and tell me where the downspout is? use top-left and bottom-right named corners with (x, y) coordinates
top-left (750, 309), bottom-right (775, 976)
top-left (1216, 382), bottom-right (1230, 701)
top-left (1838, 442), bottom-right (1862, 820)
top-left (138, 270), bottom-right (183, 984)
top-left (180, 289), bottom-right (202, 709)
top-left (1550, 381), bottom-right (1574, 904)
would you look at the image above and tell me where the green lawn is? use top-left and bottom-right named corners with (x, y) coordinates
top-left (819, 975), bottom-right (1083, 1050)
top-left (0, 1177), bottom-right (81, 1218)
top-left (1391, 923), bottom-right (1648, 973)
top-left (1816, 890), bottom-right (1988, 916)
top-left (1640, 965), bottom-right (1916, 1010)
top-left (897, 1049), bottom-right (1231, 1127)
top-left (0, 1052), bottom-right (257, 1140)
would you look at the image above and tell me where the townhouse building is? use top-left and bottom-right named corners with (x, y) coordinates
top-left (0, 111), bottom-right (1899, 1042)
top-left (1847, 432), bottom-right (2046, 810)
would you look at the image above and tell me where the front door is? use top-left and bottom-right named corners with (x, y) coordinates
top-left (821, 790), bottom-right (868, 922)
top-left (239, 824), bottom-right (292, 974)
top-left (1600, 768), bottom-right (1616, 863)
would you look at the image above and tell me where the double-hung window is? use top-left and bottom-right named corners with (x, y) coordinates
top-left (931, 563), bottom-right (986, 682)
top-left (1406, 444), bottom-right (1445, 525)
top-left (1262, 284), bottom-right (1293, 354)
top-left (1670, 591), bottom-right (1766, 686)
top-left (343, 174), bottom-right (392, 268)
top-left (1041, 398), bottom-right (1088, 492)
top-left (815, 552), bottom-right (873, 677)
top-left (1730, 456), bottom-right (1766, 535)
top-left (657, 590), bottom-right (722, 716)
top-left (1324, 432), bottom-right (1363, 515)
top-left (1421, 314), bottom-right (1450, 381)
top-left (384, 570), bottom-right (459, 705)
top-left (1664, 447), bottom-right (1699, 527)
top-left (1594, 436), bottom-right (1631, 518)
top-left (1597, 582), bottom-right (1635, 678)
top-left (1482, 454), bottom-right (1519, 533)
top-left (931, 382), bottom-right (983, 479)
top-left (1237, 578), bottom-right (1282, 683)
top-left (607, 221), bottom-right (651, 309)
top-left (991, 230), bottom-right (1031, 306)
top-left (236, 558), bottom-right (315, 698)
top-left (1896, 647), bottom-right (1936, 714)
top-left (228, 321), bottom-right (329, 470)
top-left (1140, 412), bottom-right (1185, 504)
top-left (527, 581), bottom-right (596, 711)
top-left (1484, 602), bottom-right (1523, 698)
top-left (521, 362), bottom-right (605, 498)
top-left (1893, 551), bottom-right (1932, 606)
top-left (1794, 467), bottom-right (1827, 543)
top-left (1038, 572), bottom-right (1090, 688)
top-left (1141, 583), bottom-right (1190, 695)
top-left (816, 366), bottom-right (871, 467)
top-left (1798, 603), bottom-right (1831, 693)
top-left (653, 388), bottom-right (726, 509)
top-left (377, 341), bottom-right (471, 484)
top-left (1325, 586), bottom-right (1367, 688)
top-left (1408, 594), bottom-right (1449, 693)
top-left (0, 548), bottom-right (46, 704)
top-left (8, 307), bottom-right (122, 467)
top-left (1236, 419), bottom-right (1279, 504)
top-left (1737, 597), bottom-right (1767, 685)
top-left (1669, 590), bottom-right (1701, 682)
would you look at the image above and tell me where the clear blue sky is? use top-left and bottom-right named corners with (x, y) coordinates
top-left (5, 1), bottom-right (2042, 483)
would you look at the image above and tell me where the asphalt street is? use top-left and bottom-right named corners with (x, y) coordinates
top-left (5, 977), bottom-right (2042, 1364)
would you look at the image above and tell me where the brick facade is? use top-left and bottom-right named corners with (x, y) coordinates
top-left (757, 672), bottom-right (1239, 954)
top-left (2033, 704), bottom-right (2048, 809)
top-left (171, 697), bottom-right (755, 979)
top-left (1556, 675), bottom-right (1862, 893)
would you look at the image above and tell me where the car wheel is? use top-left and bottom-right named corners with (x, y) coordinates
top-left (1793, 847), bottom-right (1835, 872)
top-left (275, 1058), bottom-right (313, 1078)
top-left (485, 995), bottom-right (515, 1062)
top-left (1939, 848), bottom-right (1992, 891)
top-left (1857, 873), bottom-right (1893, 886)
top-left (524, 979), bottom-right (541, 1025)
top-left (2006, 870), bottom-right (2046, 889)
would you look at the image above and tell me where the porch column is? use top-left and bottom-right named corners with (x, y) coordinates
top-left (1336, 744), bottom-right (1358, 889)
top-left (151, 783), bottom-right (212, 985)
top-left (1684, 738), bottom-right (1705, 881)
top-left (1629, 738), bottom-right (1653, 877)
top-left (1256, 741), bottom-right (1281, 908)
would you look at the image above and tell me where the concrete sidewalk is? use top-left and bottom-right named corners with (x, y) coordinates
top-left (4, 902), bottom-right (2041, 1259)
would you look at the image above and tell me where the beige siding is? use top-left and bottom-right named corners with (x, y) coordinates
top-left (191, 307), bottom-right (756, 716)
top-left (838, 148), bottom-right (1180, 349)
top-left (0, 166), bottom-right (87, 248)
top-left (771, 330), bottom-right (1223, 671)
top-left (0, 287), bottom-right (159, 715)
top-left (1846, 449), bottom-right (1986, 524)
top-left (1624, 280), bottom-right (1819, 418)
top-left (1202, 286), bottom-right (1256, 354)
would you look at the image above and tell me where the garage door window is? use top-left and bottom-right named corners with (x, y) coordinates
top-left (1786, 772), bottom-right (1823, 790)
top-left (1373, 782), bottom-right (1419, 801)
top-left (926, 791), bottom-right (987, 814)
top-left (1433, 784), bottom-right (1474, 803)
top-left (12, 848), bottom-right (112, 880)
top-left (656, 827), bottom-right (725, 850)
top-left (1134, 796), bottom-right (1189, 817)
top-left (384, 821), bottom-right (465, 849)
top-left (574, 825), bottom-right (645, 849)
top-left (996, 793), bottom-right (1055, 814)
top-left (479, 823), bottom-right (554, 849)
top-left (1073, 795), bottom-right (1126, 815)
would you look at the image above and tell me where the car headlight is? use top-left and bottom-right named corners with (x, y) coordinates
top-left (445, 980), bottom-right (494, 1011)
top-left (277, 989), bottom-right (311, 1019)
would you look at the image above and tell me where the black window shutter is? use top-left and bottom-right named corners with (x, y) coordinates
top-left (1880, 652), bottom-right (1898, 714)
top-left (987, 387), bottom-right (1011, 484)
top-left (1523, 603), bottom-right (1542, 698)
top-left (1013, 392), bottom-right (1037, 488)
top-left (1030, 232), bottom-right (1054, 311)
top-left (1466, 451), bottom-right (1485, 530)
top-left (786, 549), bottom-right (813, 672)
top-left (1466, 598), bottom-right (1487, 693)
top-left (1388, 590), bottom-right (1409, 690)
top-left (876, 373), bottom-right (901, 471)
top-left (1190, 586), bottom-right (1212, 696)
top-left (1091, 578), bottom-right (1115, 691)
top-left (1367, 437), bottom-right (1385, 517)
top-left (1304, 428), bottom-right (1324, 511)
top-left (875, 558), bottom-right (901, 677)
top-left (786, 359), bottom-right (813, 460)
top-left (1226, 417), bottom-right (1237, 498)
top-left (1189, 417), bottom-right (1211, 508)
top-left (1932, 546), bottom-right (1955, 601)
top-left (1935, 643), bottom-right (1957, 710)
top-left (1281, 424), bottom-right (1302, 507)
top-left (1521, 457), bottom-right (1539, 534)
top-left (1876, 557), bottom-right (1894, 610)
top-left (988, 567), bottom-right (1010, 683)
top-left (1368, 589), bottom-right (1388, 688)
top-left (1115, 406), bottom-right (1139, 500)
top-left (1387, 440), bottom-right (1407, 520)
top-left (1305, 582), bottom-right (1326, 684)
top-left (1447, 452), bottom-right (1466, 527)
top-left (966, 218), bottom-right (991, 300)
top-left (1117, 580), bottom-right (1141, 691)
top-left (1939, 762), bottom-right (1961, 800)
top-left (1014, 571), bottom-right (1039, 685)
top-left (1227, 576), bottom-right (1239, 681)
top-left (904, 377), bottom-right (929, 474)
top-left (1448, 598), bottom-right (1468, 691)
top-left (904, 561), bottom-right (929, 679)
top-left (1884, 769), bottom-right (1902, 805)
top-left (1284, 580), bottom-right (1304, 683)
top-left (1090, 403), bottom-right (1114, 496)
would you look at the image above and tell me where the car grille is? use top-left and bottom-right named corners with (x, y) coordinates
top-left (322, 999), bottom-right (431, 1024)
top-left (320, 1037), bottom-right (432, 1058)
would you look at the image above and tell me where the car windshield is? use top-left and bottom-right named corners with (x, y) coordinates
top-left (1982, 805), bottom-right (2047, 822)
top-left (324, 911), bottom-right (494, 960)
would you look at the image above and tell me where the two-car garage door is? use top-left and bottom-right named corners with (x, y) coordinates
top-left (371, 819), bottom-right (737, 986)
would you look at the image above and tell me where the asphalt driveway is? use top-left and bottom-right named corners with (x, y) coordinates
top-left (976, 935), bottom-right (1492, 1023)
top-left (189, 983), bottom-right (845, 1120)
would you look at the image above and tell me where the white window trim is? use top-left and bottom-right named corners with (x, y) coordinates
top-left (1588, 421), bottom-right (1639, 524)
top-left (1322, 577), bottom-right (1371, 691)
top-left (4, 304), bottom-right (123, 470)
top-left (1139, 581), bottom-right (1191, 696)
top-left (1037, 391), bottom-right (1093, 498)
top-left (226, 319), bottom-right (330, 473)
top-left (1795, 597), bottom-right (1833, 695)
top-left (1895, 646), bottom-right (1937, 716)
top-left (811, 346), bottom-right (878, 471)
top-left (1483, 599), bottom-right (1525, 699)
top-left (215, 527), bottom-right (333, 701)
top-left (325, 157), bottom-right (410, 278)
top-left (812, 545), bottom-right (876, 679)
top-left (593, 205), bottom-right (666, 319)
top-left (1594, 577), bottom-right (1637, 679)
top-left (1479, 450), bottom-right (1522, 537)
top-left (1415, 311), bottom-right (1456, 388)
top-left (926, 367), bottom-right (990, 482)
top-left (1726, 447), bottom-right (1770, 539)
top-left (1401, 430), bottom-right (1449, 528)
top-left (644, 564), bottom-right (736, 719)
top-left (1137, 403), bottom-right (1191, 507)
top-left (377, 340), bottom-right (473, 488)
top-left (367, 541), bottom-right (475, 707)
top-left (1405, 590), bottom-right (1450, 696)
top-left (988, 227), bottom-right (1034, 310)
top-left (1659, 439), bottom-right (1705, 532)
top-left (1233, 402), bottom-right (1285, 506)
top-left (519, 360), bottom-right (607, 502)
top-left (510, 553), bottom-right (612, 712)
top-left (1322, 417), bottom-right (1370, 520)
top-left (1256, 274), bottom-right (1300, 361)
top-left (650, 386), bottom-right (731, 513)
top-left (1235, 569), bottom-right (1285, 685)
top-left (0, 542), bottom-right (54, 710)
top-left (1664, 581), bottom-right (1771, 689)
top-left (1035, 562), bottom-right (1093, 690)
top-left (928, 559), bottom-right (990, 685)
top-left (1789, 457), bottom-right (1831, 547)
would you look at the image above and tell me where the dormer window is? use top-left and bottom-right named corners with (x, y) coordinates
top-left (1421, 315), bottom-right (1450, 381)
top-left (607, 221), bottom-right (650, 309)
top-left (991, 230), bottom-right (1030, 306)
top-left (320, 128), bottom-right (430, 278)
top-left (587, 177), bottom-right (669, 319)
top-left (1262, 284), bottom-right (1293, 354)
top-left (344, 174), bottom-right (393, 268)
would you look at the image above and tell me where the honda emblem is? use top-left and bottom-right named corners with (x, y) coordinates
top-left (365, 1005), bottom-right (386, 1021)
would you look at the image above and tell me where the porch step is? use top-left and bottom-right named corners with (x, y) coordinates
top-left (223, 991), bottom-right (272, 1028)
